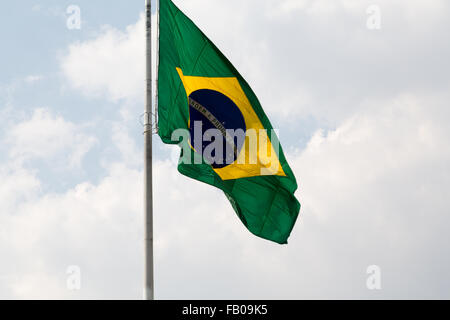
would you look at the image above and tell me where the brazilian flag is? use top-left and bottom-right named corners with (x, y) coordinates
top-left (157, 0), bottom-right (300, 244)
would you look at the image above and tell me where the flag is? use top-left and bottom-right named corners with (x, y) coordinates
top-left (157, 0), bottom-right (300, 244)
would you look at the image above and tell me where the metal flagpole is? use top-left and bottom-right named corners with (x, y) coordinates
top-left (144, 0), bottom-right (154, 300)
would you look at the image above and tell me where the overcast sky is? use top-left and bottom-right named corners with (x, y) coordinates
top-left (1, 0), bottom-right (450, 299)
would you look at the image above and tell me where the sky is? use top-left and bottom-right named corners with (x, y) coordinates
top-left (1, 0), bottom-right (450, 299)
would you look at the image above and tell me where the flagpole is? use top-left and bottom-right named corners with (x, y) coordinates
top-left (144, 0), bottom-right (154, 300)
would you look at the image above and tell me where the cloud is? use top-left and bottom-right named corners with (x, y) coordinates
top-left (58, 0), bottom-right (450, 125)
top-left (111, 122), bottom-right (142, 168)
top-left (174, 0), bottom-right (450, 124)
top-left (0, 162), bottom-right (143, 299)
top-left (0, 166), bottom-right (40, 215)
top-left (5, 108), bottom-right (97, 168)
top-left (154, 92), bottom-right (450, 299)
top-left (60, 15), bottom-right (146, 102)
top-left (2, 90), bottom-right (450, 299)
top-left (286, 92), bottom-right (450, 298)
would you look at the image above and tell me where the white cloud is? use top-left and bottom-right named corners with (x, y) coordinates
top-left (0, 166), bottom-right (40, 215)
top-left (0, 162), bottom-right (142, 299)
top-left (286, 93), bottom-right (450, 298)
top-left (174, 0), bottom-right (450, 124)
top-left (58, 0), bottom-right (450, 124)
top-left (2, 90), bottom-right (450, 299)
top-left (153, 92), bottom-right (450, 299)
top-left (111, 122), bottom-right (142, 168)
top-left (5, 108), bottom-right (97, 168)
top-left (61, 15), bottom-right (146, 102)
